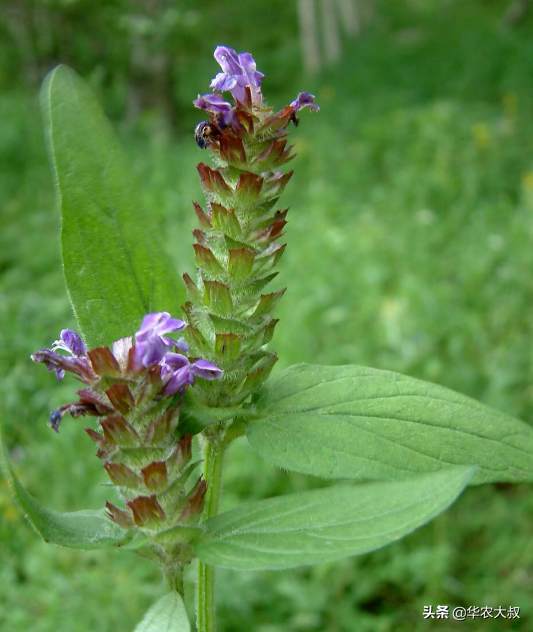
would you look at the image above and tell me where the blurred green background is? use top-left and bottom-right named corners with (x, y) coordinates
top-left (1, 0), bottom-right (533, 630)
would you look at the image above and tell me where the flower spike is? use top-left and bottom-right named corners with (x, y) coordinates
top-left (32, 311), bottom-right (222, 564)
top-left (185, 45), bottom-right (319, 406)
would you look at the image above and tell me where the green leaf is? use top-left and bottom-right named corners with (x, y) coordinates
top-left (133, 592), bottom-right (190, 632)
top-left (0, 430), bottom-right (130, 549)
top-left (41, 65), bottom-right (183, 347)
top-left (247, 364), bottom-right (533, 485)
top-left (195, 466), bottom-right (474, 570)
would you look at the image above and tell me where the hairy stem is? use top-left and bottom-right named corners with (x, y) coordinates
top-left (165, 565), bottom-right (184, 596)
top-left (196, 435), bottom-right (225, 632)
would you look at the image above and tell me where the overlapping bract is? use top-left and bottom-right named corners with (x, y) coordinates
top-left (187, 46), bottom-right (319, 407)
top-left (32, 312), bottom-right (222, 566)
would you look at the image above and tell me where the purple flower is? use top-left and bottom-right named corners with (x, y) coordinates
top-left (51, 329), bottom-right (87, 358)
top-left (210, 45), bottom-right (264, 105)
top-left (33, 329), bottom-right (89, 380)
top-left (134, 312), bottom-right (187, 367)
top-left (160, 353), bottom-right (223, 397)
top-left (290, 92), bottom-right (320, 113)
top-left (31, 349), bottom-right (97, 383)
top-left (194, 93), bottom-right (234, 127)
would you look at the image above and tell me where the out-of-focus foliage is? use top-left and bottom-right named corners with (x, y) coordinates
top-left (0, 0), bottom-right (299, 132)
top-left (2, 0), bottom-right (533, 631)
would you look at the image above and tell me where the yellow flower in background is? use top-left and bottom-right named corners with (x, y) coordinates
top-left (521, 171), bottom-right (533, 191)
top-left (3, 505), bottom-right (18, 521)
top-left (0, 480), bottom-right (19, 521)
top-left (472, 123), bottom-right (491, 150)
top-left (503, 92), bottom-right (518, 119)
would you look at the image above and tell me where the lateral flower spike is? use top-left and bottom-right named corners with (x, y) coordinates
top-left (190, 45), bottom-right (319, 406)
top-left (31, 312), bottom-right (223, 563)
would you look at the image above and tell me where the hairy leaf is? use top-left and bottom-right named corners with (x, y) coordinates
top-left (0, 429), bottom-right (130, 549)
top-left (195, 466), bottom-right (474, 569)
top-left (134, 592), bottom-right (190, 632)
top-left (247, 364), bottom-right (533, 484)
top-left (41, 65), bottom-right (183, 347)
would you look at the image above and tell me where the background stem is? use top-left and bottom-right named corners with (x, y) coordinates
top-left (196, 436), bottom-right (225, 632)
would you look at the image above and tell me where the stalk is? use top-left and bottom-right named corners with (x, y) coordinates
top-left (196, 437), bottom-right (225, 632)
top-left (187, 45), bottom-right (319, 632)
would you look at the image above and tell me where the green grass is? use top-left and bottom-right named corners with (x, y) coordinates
top-left (2, 3), bottom-right (533, 630)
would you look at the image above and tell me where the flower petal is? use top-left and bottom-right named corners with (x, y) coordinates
top-left (191, 359), bottom-right (223, 380)
top-left (290, 92), bottom-right (320, 112)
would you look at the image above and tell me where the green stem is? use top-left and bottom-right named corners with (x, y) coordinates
top-left (165, 565), bottom-right (184, 595)
top-left (196, 436), bottom-right (225, 632)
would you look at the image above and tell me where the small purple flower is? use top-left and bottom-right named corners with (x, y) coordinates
top-left (51, 329), bottom-right (87, 358)
top-left (194, 93), bottom-right (234, 127)
top-left (33, 329), bottom-right (88, 380)
top-left (160, 353), bottom-right (223, 397)
top-left (31, 349), bottom-right (97, 383)
top-left (210, 45), bottom-right (264, 105)
top-left (290, 92), bottom-right (320, 113)
top-left (134, 312), bottom-right (187, 367)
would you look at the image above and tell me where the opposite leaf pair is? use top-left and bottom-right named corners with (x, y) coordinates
top-left (3, 45), bottom-right (533, 632)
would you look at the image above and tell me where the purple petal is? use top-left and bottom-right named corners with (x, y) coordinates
top-left (191, 359), bottom-right (223, 380)
top-left (164, 353), bottom-right (190, 369)
top-left (210, 73), bottom-right (238, 92)
top-left (137, 312), bottom-right (186, 337)
top-left (162, 318), bottom-right (188, 335)
top-left (176, 337), bottom-right (189, 353)
top-left (134, 312), bottom-right (187, 367)
top-left (51, 329), bottom-right (87, 357)
top-left (209, 46), bottom-right (265, 106)
top-left (60, 330), bottom-right (87, 356)
top-left (238, 52), bottom-right (264, 86)
top-left (194, 92), bottom-right (231, 109)
top-left (161, 366), bottom-right (194, 397)
top-left (31, 349), bottom-right (97, 383)
top-left (194, 93), bottom-right (234, 126)
top-left (290, 92), bottom-right (320, 112)
top-left (214, 46), bottom-right (242, 75)
top-left (138, 311), bottom-right (167, 332)
top-left (138, 337), bottom-right (169, 366)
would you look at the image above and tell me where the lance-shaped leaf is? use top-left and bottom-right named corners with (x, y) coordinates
top-left (41, 65), bottom-right (183, 348)
top-left (133, 592), bottom-right (190, 632)
top-left (195, 466), bottom-right (474, 570)
top-left (247, 364), bottom-right (533, 485)
top-left (0, 426), bottom-right (129, 549)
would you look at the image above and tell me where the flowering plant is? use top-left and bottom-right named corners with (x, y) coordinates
top-left (3, 46), bottom-right (533, 631)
